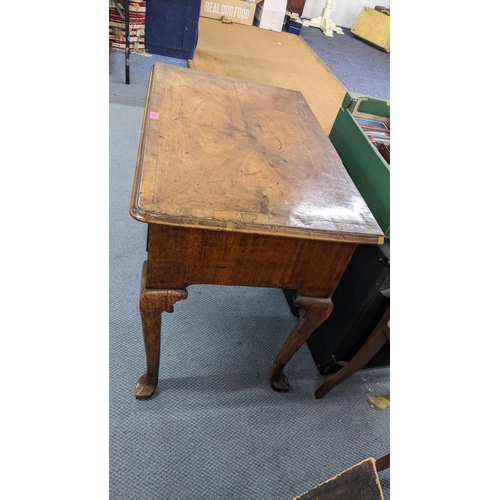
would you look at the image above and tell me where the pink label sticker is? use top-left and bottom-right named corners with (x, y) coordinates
top-left (149, 111), bottom-right (159, 120)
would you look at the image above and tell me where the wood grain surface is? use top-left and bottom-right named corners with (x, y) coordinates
top-left (145, 224), bottom-right (357, 297)
top-left (193, 17), bottom-right (346, 134)
top-left (130, 63), bottom-right (383, 245)
top-left (293, 457), bottom-right (384, 500)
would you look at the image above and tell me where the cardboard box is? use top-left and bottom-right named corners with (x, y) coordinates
top-left (254, 0), bottom-right (287, 32)
top-left (200, 0), bottom-right (257, 26)
top-left (284, 13), bottom-right (302, 35)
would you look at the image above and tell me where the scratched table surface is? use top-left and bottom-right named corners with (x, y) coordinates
top-left (131, 63), bottom-right (383, 245)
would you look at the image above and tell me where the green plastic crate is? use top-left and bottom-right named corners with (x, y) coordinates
top-left (329, 92), bottom-right (390, 238)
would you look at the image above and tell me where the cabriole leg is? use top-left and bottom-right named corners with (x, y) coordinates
top-left (270, 295), bottom-right (333, 392)
top-left (134, 261), bottom-right (188, 399)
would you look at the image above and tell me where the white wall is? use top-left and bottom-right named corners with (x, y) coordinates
top-left (302, 0), bottom-right (390, 29)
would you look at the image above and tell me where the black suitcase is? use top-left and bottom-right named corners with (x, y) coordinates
top-left (283, 240), bottom-right (390, 374)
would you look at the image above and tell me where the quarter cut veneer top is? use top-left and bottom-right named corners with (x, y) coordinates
top-left (130, 63), bottom-right (383, 245)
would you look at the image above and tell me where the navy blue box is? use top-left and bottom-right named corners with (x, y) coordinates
top-left (145, 0), bottom-right (202, 60)
top-left (285, 14), bottom-right (302, 35)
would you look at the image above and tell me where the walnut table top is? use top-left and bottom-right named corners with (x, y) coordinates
top-left (130, 63), bottom-right (383, 245)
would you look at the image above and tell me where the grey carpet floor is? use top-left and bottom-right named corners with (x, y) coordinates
top-left (299, 26), bottom-right (390, 100)
top-left (110, 34), bottom-right (390, 500)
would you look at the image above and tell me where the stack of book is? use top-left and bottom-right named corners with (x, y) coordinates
top-left (354, 117), bottom-right (390, 164)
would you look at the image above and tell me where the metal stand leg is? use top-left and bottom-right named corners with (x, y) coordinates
top-left (125, 0), bottom-right (130, 84)
top-left (111, 0), bottom-right (130, 84)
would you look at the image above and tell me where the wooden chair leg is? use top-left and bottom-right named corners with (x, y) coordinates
top-left (375, 453), bottom-right (390, 472)
top-left (314, 306), bottom-right (390, 399)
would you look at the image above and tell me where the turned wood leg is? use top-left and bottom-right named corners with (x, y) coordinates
top-left (315, 306), bottom-right (390, 399)
top-left (135, 261), bottom-right (188, 399)
top-left (270, 296), bottom-right (333, 392)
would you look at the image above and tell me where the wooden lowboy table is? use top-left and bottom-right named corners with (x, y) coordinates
top-left (130, 63), bottom-right (383, 399)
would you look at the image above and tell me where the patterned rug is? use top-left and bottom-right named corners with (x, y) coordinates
top-left (109, 1), bottom-right (149, 56)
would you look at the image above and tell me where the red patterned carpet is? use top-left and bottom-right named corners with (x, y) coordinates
top-left (109, 1), bottom-right (149, 55)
